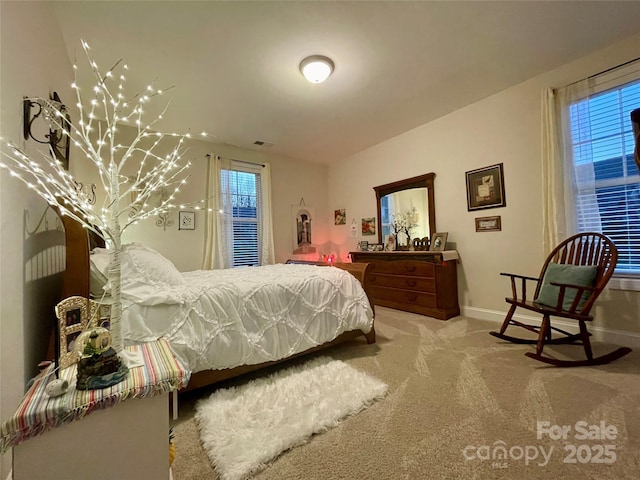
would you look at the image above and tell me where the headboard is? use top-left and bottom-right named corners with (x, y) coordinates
top-left (52, 207), bottom-right (105, 300)
top-left (23, 207), bottom-right (66, 375)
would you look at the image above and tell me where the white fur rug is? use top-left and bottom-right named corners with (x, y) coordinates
top-left (195, 356), bottom-right (388, 480)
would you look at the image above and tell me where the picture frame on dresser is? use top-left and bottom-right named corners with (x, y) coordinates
top-left (430, 232), bottom-right (448, 251)
top-left (384, 234), bottom-right (396, 251)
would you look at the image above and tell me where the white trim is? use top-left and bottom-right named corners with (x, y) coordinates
top-left (5, 470), bottom-right (12, 480)
top-left (463, 306), bottom-right (640, 348)
top-left (608, 276), bottom-right (640, 292)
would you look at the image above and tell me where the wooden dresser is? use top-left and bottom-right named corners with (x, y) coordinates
top-left (349, 251), bottom-right (459, 320)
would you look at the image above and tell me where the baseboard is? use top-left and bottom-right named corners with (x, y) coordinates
top-left (462, 306), bottom-right (640, 349)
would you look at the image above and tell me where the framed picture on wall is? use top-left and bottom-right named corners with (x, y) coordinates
top-left (179, 211), bottom-right (195, 230)
top-left (361, 217), bottom-right (376, 236)
top-left (475, 215), bottom-right (502, 232)
top-left (465, 163), bottom-right (506, 211)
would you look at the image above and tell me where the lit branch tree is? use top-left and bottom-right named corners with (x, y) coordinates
top-left (391, 208), bottom-right (418, 249)
top-left (0, 40), bottom-right (204, 363)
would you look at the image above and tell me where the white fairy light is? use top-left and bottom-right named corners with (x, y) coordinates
top-left (0, 39), bottom-right (209, 363)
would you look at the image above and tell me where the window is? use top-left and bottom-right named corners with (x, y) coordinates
top-left (380, 195), bottom-right (393, 239)
top-left (203, 156), bottom-right (273, 270)
top-left (221, 164), bottom-right (263, 267)
top-left (569, 79), bottom-right (640, 275)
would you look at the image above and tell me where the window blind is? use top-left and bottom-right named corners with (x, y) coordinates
top-left (221, 165), bottom-right (262, 267)
top-left (570, 77), bottom-right (640, 274)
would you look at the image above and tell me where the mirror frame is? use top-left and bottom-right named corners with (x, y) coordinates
top-left (374, 173), bottom-right (436, 245)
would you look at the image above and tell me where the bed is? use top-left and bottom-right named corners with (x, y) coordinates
top-left (55, 210), bottom-right (376, 393)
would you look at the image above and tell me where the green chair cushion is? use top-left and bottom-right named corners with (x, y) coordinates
top-left (535, 263), bottom-right (598, 311)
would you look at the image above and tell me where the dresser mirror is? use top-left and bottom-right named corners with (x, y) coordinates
top-left (374, 173), bottom-right (436, 246)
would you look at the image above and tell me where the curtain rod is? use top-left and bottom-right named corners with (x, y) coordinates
top-left (206, 153), bottom-right (265, 167)
top-left (562, 55), bottom-right (640, 89)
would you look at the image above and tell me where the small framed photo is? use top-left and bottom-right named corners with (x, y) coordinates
top-left (334, 209), bottom-right (346, 225)
top-left (55, 296), bottom-right (91, 370)
top-left (179, 211), bottom-right (195, 230)
top-left (475, 215), bottom-right (502, 232)
top-left (429, 232), bottom-right (448, 251)
top-left (359, 240), bottom-right (369, 251)
top-left (361, 217), bottom-right (376, 236)
top-left (93, 302), bottom-right (112, 329)
top-left (465, 163), bottom-right (506, 211)
top-left (385, 234), bottom-right (396, 251)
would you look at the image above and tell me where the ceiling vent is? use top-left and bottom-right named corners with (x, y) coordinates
top-left (253, 140), bottom-right (273, 147)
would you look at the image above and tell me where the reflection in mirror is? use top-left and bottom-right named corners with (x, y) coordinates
top-left (380, 188), bottom-right (430, 245)
top-left (374, 173), bottom-right (436, 247)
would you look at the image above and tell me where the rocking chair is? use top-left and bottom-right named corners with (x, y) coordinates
top-left (490, 232), bottom-right (632, 366)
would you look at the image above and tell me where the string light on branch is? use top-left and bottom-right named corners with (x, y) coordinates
top-left (0, 39), bottom-right (211, 367)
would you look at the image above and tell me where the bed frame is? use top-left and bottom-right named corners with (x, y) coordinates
top-left (55, 210), bottom-right (376, 393)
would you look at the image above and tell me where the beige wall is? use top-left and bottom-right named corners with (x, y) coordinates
top-left (328, 31), bottom-right (640, 339)
top-left (122, 139), bottom-right (330, 270)
top-left (72, 127), bottom-right (330, 272)
top-left (0, 2), bottom-right (76, 476)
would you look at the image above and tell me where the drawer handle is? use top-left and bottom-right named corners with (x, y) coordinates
top-left (405, 266), bottom-right (416, 272)
top-left (407, 293), bottom-right (418, 301)
top-left (406, 279), bottom-right (417, 287)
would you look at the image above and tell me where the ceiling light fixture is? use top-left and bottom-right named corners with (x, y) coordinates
top-left (299, 55), bottom-right (334, 84)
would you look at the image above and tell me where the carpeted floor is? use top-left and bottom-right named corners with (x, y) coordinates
top-left (171, 307), bottom-right (640, 480)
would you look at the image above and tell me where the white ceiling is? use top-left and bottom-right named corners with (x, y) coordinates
top-left (52, 1), bottom-right (640, 164)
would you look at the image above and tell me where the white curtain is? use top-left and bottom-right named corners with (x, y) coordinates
top-left (259, 163), bottom-right (275, 265)
top-left (541, 80), bottom-right (599, 255)
top-left (202, 155), bottom-right (232, 269)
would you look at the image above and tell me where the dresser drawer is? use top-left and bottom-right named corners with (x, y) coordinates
top-left (369, 273), bottom-right (436, 292)
top-left (370, 286), bottom-right (437, 308)
top-left (348, 251), bottom-right (459, 320)
top-left (367, 260), bottom-right (435, 277)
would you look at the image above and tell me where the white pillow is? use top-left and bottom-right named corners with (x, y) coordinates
top-left (90, 248), bottom-right (111, 298)
top-left (89, 243), bottom-right (185, 304)
top-left (90, 248), bottom-right (110, 275)
top-left (121, 243), bottom-right (185, 287)
top-left (89, 261), bottom-right (109, 297)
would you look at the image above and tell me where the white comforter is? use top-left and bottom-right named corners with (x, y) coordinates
top-left (121, 263), bottom-right (374, 376)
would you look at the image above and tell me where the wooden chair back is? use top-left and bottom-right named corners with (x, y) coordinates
top-left (534, 232), bottom-right (618, 315)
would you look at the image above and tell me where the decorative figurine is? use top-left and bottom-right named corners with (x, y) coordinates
top-left (76, 328), bottom-right (128, 390)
